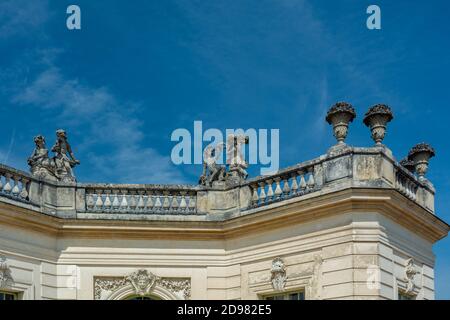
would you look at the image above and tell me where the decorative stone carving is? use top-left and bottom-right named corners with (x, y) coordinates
top-left (308, 255), bottom-right (323, 300)
top-left (94, 269), bottom-right (191, 300)
top-left (52, 129), bottom-right (80, 182)
top-left (404, 258), bottom-right (417, 294)
top-left (159, 278), bottom-right (191, 300)
top-left (363, 104), bottom-right (393, 145)
top-left (126, 269), bottom-right (158, 296)
top-left (199, 144), bottom-right (227, 186)
top-left (28, 129), bottom-right (80, 182)
top-left (226, 134), bottom-right (249, 183)
top-left (408, 143), bottom-right (435, 181)
top-left (27, 135), bottom-right (58, 180)
top-left (0, 255), bottom-right (13, 288)
top-left (400, 158), bottom-right (415, 173)
top-left (94, 277), bottom-right (127, 300)
top-left (326, 102), bottom-right (356, 145)
top-left (199, 134), bottom-right (249, 187)
top-left (270, 257), bottom-right (287, 291)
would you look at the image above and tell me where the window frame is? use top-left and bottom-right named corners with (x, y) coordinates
top-left (397, 289), bottom-right (416, 300)
top-left (0, 291), bottom-right (18, 300)
top-left (262, 289), bottom-right (305, 300)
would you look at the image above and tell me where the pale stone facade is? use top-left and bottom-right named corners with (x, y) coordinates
top-left (0, 104), bottom-right (448, 300)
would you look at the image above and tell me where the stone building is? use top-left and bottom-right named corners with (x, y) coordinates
top-left (0, 103), bottom-right (448, 300)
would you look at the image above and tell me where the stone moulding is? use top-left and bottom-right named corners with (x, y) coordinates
top-left (0, 146), bottom-right (439, 221)
top-left (94, 270), bottom-right (191, 300)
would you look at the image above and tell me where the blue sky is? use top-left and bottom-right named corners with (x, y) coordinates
top-left (0, 0), bottom-right (449, 298)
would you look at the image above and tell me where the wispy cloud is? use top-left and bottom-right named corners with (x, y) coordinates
top-left (0, 0), bottom-right (50, 38)
top-left (12, 54), bottom-right (186, 184)
top-left (0, 127), bottom-right (15, 163)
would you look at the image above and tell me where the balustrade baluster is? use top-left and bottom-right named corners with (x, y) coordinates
top-left (112, 191), bottom-right (120, 210)
top-left (274, 178), bottom-right (282, 199)
top-left (188, 193), bottom-right (196, 212)
top-left (95, 190), bottom-right (103, 210)
top-left (290, 173), bottom-right (298, 194)
top-left (162, 192), bottom-right (171, 210)
top-left (129, 191), bottom-right (137, 209)
top-left (266, 179), bottom-right (274, 201)
top-left (179, 191), bottom-right (187, 210)
top-left (137, 191), bottom-right (145, 210)
top-left (146, 191), bottom-right (154, 211)
top-left (86, 192), bottom-right (95, 209)
top-left (119, 190), bottom-right (128, 210)
top-left (171, 193), bottom-right (180, 211)
top-left (251, 184), bottom-right (259, 205)
top-left (104, 190), bottom-right (112, 210)
top-left (408, 181), bottom-right (415, 199)
top-left (19, 178), bottom-right (29, 199)
top-left (3, 173), bottom-right (12, 194)
top-left (282, 177), bottom-right (290, 197)
top-left (299, 172), bottom-right (307, 191)
top-left (12, 176), bottom-right (20, 197)
top-left (307, 169), bottom-right (315, 188)
top-left (259, 182), bottom-right (266, 203)
top-left (154, 194), bottom-right (162, 210)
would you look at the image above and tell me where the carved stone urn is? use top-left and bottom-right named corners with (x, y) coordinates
top-left (408, 143), bottom-right (435, 181)
top-left (363, 104), bottom-right (393, 145)
top-left (325, 102), bottom-right (356, 145)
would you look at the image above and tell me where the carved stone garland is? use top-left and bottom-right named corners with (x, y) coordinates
top-left (0, 255), bottom-right (14, 289)
top-left (404, 258), bottom-right (417, 294)
top-left (94, 269), bottom-right (191, 300)
top-left (270, 257), bottom-right (287, 291)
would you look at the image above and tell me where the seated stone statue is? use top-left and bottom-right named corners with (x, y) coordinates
top-left (227, 134), bottom-right (249, 182)
top-left (199, 144), bottom-right (227, 186)
top-left (51, 129), bottom-right (80, 182)
top-left (27, 135), bottom-right (58, 180)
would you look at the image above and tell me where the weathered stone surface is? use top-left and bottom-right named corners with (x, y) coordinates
top-left (323, 156), bottom-right (352, 183)
top-left (0, 119), bottom-right (448, 300)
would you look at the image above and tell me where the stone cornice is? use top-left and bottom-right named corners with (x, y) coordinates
top-left (1, 187), bottom-right (447, 243)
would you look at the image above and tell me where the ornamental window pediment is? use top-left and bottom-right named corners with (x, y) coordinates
top-left (94, 269), bottom-right (190, 300)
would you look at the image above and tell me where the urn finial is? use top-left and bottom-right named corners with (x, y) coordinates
top-left (407, 143), bottom-right (435, 181)
top-left (363, 104), bottom-right (393, 146)
top-left (326, 102), bottom-right (356, 145)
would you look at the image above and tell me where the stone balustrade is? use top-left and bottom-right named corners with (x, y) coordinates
top-left (0, 165), bottom-right (31, 203)
top-left (0, 146), bottom-right (437, 219)
top-left (0, 103), bottom-right (438, 220)
top-left (247, 164), bottom-right (318, 208)
top-left (84, 185), bottom-right (198, 214)
top-left (394, 166), bottom-right (419, 202)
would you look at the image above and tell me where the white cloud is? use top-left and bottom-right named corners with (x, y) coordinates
top-left (88, 146), bottom-right (184, 184)
top-left (0, 0), bottom-right (50, 38)
top-left (12, 59), bottom-right (186, 184)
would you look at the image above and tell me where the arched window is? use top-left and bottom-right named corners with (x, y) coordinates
top-left (124, 294), bottom-right (161, 300)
